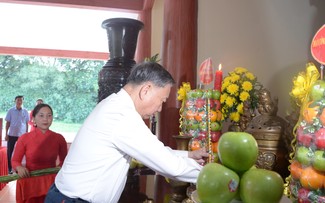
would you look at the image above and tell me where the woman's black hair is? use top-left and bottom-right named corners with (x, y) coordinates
top-left (32, 103), bottom-right (53, 117)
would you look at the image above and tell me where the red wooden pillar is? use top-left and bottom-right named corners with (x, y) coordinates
top-left (155, 0), bottom-right (198, 202)
top-left (136, 0), bottom-right (154, 62)
top-left (137, 0), bottom-right (155, 197)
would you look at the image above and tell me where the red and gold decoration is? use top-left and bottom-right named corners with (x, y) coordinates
top-left (285, 63), bottom-right (325, 202)
top-left (177, 58), bottom-right (222, 163)
top-left (311, 24), bottom-right (325, 65)
top-left (199, 57), bottom-right (214, 86)
top-left (285, 26), bottom-right (325, 202)
top-left (285, 25), bottom-right (325, 202)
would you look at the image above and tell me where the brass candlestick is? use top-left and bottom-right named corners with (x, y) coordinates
top-left (173, 135), bottom-right (193, 150)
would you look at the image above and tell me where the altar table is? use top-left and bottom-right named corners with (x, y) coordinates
top-left (0, 147), bottom-right (8, 190)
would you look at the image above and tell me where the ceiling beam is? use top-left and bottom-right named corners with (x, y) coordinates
top-left (0, 46), bottom-right (108, 60)
top-left (0, 0), bottom-right (144, 11)
top-left (0, 0), bottom-right (150, 59)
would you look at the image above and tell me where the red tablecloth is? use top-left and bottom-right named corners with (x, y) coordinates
top-left (0, 147), bottom-right (8, 190)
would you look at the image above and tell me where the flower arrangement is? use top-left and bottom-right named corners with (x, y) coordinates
top-left (220, 67), bottom-right (262, 122)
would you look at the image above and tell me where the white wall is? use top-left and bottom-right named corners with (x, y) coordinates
top-left (197, 0), bottom-right (325, 118)
top-left (145, 1), bottom-right (164, 199)
top-left (152, 0), bottom-right (325, 118)
top-left (151, 0), bottom-right (164, 59)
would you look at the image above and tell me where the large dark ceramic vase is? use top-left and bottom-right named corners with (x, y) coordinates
top-left (98, 18), bottom-right (144, 103)
top-left (98, 18), bottom-right (145, 203)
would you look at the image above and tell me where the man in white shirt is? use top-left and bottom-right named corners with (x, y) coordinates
top-left (45, 62), bottom-right (209, 203)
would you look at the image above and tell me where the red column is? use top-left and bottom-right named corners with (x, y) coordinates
top-left (137, 1), bottom-right (155, 196)
top-left (136, 0), bottom-right (154, 62)
top-left (155, 0), bottom-right (198, 202)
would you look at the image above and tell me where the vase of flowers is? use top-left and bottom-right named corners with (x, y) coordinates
top-left (220, 67), bottom-right (262, 131)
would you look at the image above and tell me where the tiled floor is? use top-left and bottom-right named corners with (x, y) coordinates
top-left (0, 181), bottom-right (16, 203)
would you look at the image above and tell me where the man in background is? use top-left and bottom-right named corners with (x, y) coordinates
top-left (5, 95), bottom-right (29, 174)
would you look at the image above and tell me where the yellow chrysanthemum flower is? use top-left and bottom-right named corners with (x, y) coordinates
top-left (234, 67), bottom-right (248, 74)
top-left (239, 91), bottom-right (250, 101)
top-left (225, 96), bottom-right (235, 108)
top-left (242, 81), bottom-right (253, 92)
top-left (245, 72), bottom-right (255, 81)
top-left (220, 93), bottom-right (228, 104)
top-left (230, 74), bottom-right (240, 83)
top-left (221, 80), bottom-right (230, 91)
top-left (237, 102), bottom-right (244, 114)
top-left (227, 84), bottom-right (239, 95)
top-left (230, 112), bottom-right (240, 122)
top-left (223, 76), bottom-right (231, 83)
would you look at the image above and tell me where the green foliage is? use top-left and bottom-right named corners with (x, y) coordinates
top-left (50, 121), bottom-right (82, 133)
top-left (0, 55), bottom-right (105, 123)
top-left (144, 53), bottom-right (160, 63)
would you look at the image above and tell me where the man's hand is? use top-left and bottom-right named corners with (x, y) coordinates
top-left (188, 147), bottom-right (210, 165)
top-left (5, 134), bottom-right (8, 141)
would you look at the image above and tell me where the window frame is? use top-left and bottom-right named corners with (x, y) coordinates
top-left (0, 0), bottom-right (153, 61)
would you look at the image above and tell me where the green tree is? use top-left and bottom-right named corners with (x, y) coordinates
top-left (0, 55), bottom-right (105, 123)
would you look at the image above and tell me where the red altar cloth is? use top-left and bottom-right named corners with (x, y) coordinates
top-left (0, 147), bottom-right (8, 190)
top-left (16, 173), bottom-right (56, 203)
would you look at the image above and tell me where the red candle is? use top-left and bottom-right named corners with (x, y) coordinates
top-left (214, 64), bottom-right (223, 91)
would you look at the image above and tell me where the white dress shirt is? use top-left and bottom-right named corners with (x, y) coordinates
top-left (55, 89), bottom-right (202, 203)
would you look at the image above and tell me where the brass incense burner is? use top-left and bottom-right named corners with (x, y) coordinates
top-left (171, 135), bottom-right (192, 203)
top-left (245, 89), bottom-right (290, 179)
